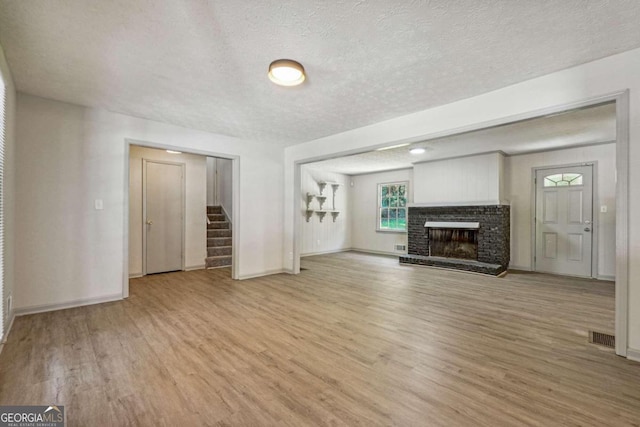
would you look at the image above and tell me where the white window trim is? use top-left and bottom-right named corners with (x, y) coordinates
top-left (376, 181), bottom-right (409, 233)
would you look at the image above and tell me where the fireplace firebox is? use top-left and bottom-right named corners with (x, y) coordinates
top-left (429, 228), bottom-right (478, 260)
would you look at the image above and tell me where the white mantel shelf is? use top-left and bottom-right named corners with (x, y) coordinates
top-left (424, 221), bottom-right (480, 229)
top-left (408, 201), bottom-right (510, 207)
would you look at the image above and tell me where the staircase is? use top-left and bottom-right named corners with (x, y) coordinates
top-left (205, 206), bottom-right (232, 269)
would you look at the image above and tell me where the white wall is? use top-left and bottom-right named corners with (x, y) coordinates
top-left (506, 143), bottom-right (616, 277)
top-left (284, 47), bottom-right (640, 354)
top-left (413, 152), bottom-right (505, 205)
top-left (216, 157), bottom-right (233, 221)
top-left (206, 157), bottom-right (216, 206)
top-left (350, 169), bottom-right (412, 255)
top-left (14, 93), bottom-right (284, 312)
top-left (129, 146), bottom-right (207, 276)
top-left (300, 166), bottom-right (351, 256)
top-left (0, 43), bottom-right (16, 339)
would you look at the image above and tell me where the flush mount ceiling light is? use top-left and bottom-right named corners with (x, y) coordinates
top-left (409, 147), bottom-right (426, 155)
top-left (166, 150), bottom-right (182, 154)
top-left (268, 59), bottom-right (306, 86)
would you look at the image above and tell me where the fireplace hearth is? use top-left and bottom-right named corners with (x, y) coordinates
top-left (399, 205), bottom-right (510, 275)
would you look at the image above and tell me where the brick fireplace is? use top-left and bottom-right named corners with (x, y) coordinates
top-left (399, 205), bottom-right (510, 275)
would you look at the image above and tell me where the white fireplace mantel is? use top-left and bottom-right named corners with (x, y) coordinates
top-left (424, 221), bottom-right (480, 229)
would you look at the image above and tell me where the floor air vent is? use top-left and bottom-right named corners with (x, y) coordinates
top-left (589, 331), bottom-right (615, 348)
top-left (395, 244), bottom-right (406, 251)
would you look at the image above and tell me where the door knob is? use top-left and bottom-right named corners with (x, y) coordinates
top-left (146, 219), bottom-right (153, 225)
top-left (584, 227), bottom-right (591, 232)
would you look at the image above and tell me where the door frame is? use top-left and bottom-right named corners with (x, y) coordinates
top-left (124, 139), bottom-right (241, 297)
top-left (291, 90), bottom-right (629, 357)
top-left (531, 162), bottom-right (598, 278)
top-left (142, 159), bottom-right (186, 275)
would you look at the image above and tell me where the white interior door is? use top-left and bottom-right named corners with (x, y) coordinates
top-left (535, 165), bottom-right (593, 277)
top-left (144, 160), bottom-right (184, 274)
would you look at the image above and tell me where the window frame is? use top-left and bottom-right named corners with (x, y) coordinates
top-left (376, 181), bottom-right (408, 233)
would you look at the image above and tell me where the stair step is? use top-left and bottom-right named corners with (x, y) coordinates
top-left (208, 246), bottom-right (232, 257)
top-left (207, 229), bottom-right (232, 238)
top-left (207, 214), bottom-right (226, 222)
top-left (206, 255), bottom-right (232, 268)
top-left (208, 237), bottom-right (232, 247)
top-left (207, 206), bottom-right (222, 214)
top-left (207, 221), bottom-right (229, 230)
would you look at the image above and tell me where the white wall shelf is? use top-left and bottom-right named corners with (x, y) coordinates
top-left (305, 185), bottom-right (341, 222)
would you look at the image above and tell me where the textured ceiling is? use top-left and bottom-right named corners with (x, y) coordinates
top-left (0, 1), bottom-right (639, 146)
top-left (308, 103), bottom-right (616, 175)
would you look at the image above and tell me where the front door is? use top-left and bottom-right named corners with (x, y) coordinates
top-left (535, 165), bottom-right (593, 277)
top-left (144, 160), bottom-right (184, 274)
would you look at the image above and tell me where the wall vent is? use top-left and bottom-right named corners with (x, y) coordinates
top-left (395, 244), bottom-right (406, 251)
top-left (589, 331), bottom-right (615, 348)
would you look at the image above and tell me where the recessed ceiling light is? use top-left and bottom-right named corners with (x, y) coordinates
top-left (409, 147), bottom-right (426, 155)
top-left (268, 59), bottom-right (306, 87)
top-left (166, 150), bottom-right (182, 154)
top-left (375, 143), bottom-right (410, 151)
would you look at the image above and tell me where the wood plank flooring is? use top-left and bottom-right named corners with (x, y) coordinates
top-left (1, 252), bottom-right (639, 426)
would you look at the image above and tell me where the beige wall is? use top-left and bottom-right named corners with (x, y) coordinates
top-left (506, 143), bottom-right (616, 278)
top-left (350, 168), bottom-right (412, 255)
top-left (300, 166), bottom-right (351, 256)
top-left (129, 146), bottom-right (207, 276)
top-left (216, 157), bottom-right (233, 221)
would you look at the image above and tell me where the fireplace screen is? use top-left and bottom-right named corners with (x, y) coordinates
top-left (429, 228), bottom-right (478, 260)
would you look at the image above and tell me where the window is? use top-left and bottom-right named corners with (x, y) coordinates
top-left (543, 173), bottom-right (583, 187)
top-left (378, 182), bottom-right (407, 232)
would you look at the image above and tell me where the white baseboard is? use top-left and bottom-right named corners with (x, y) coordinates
top-left (186, 264), bottom-right (205, 271)
top-left (626, 348), bottom-right (640, 362)
top-left (301, 248), bottom-right (351, 258)
top-left (0, 312), bottom-right (16, 354)
top-left (129, 272), bottom-right (143, 279)
top-left (508, 265), bottom-right (533, 271)
top-left (597, 275), bottom-right (615, 282)
top-left (14, 293), bottom-right (123, 317)
top-left (237, 269), bottom-right (287, 280)
top-left (350, 248), bottom-right (403, 257)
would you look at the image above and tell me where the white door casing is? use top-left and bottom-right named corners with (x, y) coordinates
top-left (143, 160), bottom-right (185, 274)
top-left (535, 165), bottom-right (593, 277)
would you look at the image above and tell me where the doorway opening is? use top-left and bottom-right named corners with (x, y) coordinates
top-left (293, 93), bottom-right (628, 357)
top-left (126, 144), bottom-right (238, 285)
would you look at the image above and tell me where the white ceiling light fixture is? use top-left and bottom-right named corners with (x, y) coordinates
top-left (409, 147), bottom-right (426, 155)
top-left (166, 150), bottom-right (182, 154)
top-left (375, 143), bottom-right (410, 151)
top-left (268, 59), bottom-right (306, 87)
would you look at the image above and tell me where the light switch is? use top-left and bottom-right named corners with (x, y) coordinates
top-left (600, 205), bottom-right (608, 213)
top-left (95, 199), bottom-right (104, 210)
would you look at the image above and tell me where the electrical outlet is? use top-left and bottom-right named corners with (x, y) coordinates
top-left (289, 252), bottom-right (293, 260)
top-left (94, 199), bottom-right (104, 210)
top-left (600, 205), bottom-right (608, 213)
top-left (317, 240), bottom-right (321, 245)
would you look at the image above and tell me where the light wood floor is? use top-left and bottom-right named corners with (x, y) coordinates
top-left (1, 252), bottom-right (638, 426)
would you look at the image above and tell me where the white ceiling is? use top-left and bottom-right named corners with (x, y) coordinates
top-left (308, 102), bottom-right (616, 175)
top-left (0, 1), bottom-right (639, 146)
